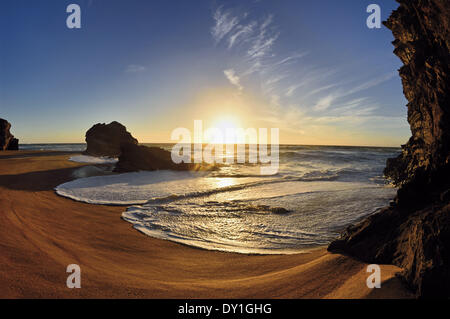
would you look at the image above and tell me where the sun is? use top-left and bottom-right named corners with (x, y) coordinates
top-left (208, 116), bottom-right (242, 144)
top-left (212, 116), bottom-right (240, 131)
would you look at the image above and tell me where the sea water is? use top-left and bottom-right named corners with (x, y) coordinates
top-left (50, 144), bottom-right (399, 254)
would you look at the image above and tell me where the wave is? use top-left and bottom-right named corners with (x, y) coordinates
top-left (120, 183), bottom-right (397, 254)
top-left (55, 165), bottom-right (391, 206)
top-left (69, 155), bottom-right (118, 164)
top-left (280, 148), bottom-right (400, 164)
top-left (55, 170), bottom-right (280, 205)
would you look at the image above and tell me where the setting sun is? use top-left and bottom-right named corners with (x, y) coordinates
top-left (208, 116), bottom-right (242, 144)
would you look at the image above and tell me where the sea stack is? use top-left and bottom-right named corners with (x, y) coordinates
top-left (0, 118), bottom-right (19, 151)
top-left (328, 0), bottom-right (450, 298)
top-left (84, 121), bottom-right (138, 157)
top-left (84, 121), bottom-right (205, 172)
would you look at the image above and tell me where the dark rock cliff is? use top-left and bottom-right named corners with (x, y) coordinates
top-left (384, 0), bottom-right (450, 208)
top-left (328, 0), bottom-right (450, 298)
top-left (0, 118), bottom-right (19, 151)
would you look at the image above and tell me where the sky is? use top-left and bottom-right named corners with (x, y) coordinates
top-left (0, 0), bottom-right (410, 146)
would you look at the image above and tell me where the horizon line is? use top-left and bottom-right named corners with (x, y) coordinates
top-left (19, 142), bottom-right (402, 149)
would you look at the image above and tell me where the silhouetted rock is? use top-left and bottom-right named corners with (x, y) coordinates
top-left (328, 0), bottom-right (450, 298)
top-left (383, 0), bottom-right (450, 206)
top-left (329, 203), bottom-right (450, 298)
top-left (114, 143), bottom-right (210, 173)
top-left (84, 121), bottom-right (138, 157)
top-left (0, 118), bottom-right (19, 151)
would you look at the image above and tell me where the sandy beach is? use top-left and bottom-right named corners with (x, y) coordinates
top-left (0, 151), bottom-right (412, 299)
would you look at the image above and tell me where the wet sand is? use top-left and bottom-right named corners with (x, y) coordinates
top-left (0, 151), bottom-right (412, 298)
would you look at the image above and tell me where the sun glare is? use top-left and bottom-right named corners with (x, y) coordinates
top-left (208, 116), bottom-right (241, 144)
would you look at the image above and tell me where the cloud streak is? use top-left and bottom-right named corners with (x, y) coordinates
top-left (224, 69), bottom-right (243, 91)
top-left (211, 7), bottom-right (240, 44)
top-left (211, 6), bottom-right (307, 99)
top-left (125, 64), bottom-right (146, 73)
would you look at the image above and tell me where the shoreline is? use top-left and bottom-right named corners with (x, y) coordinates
top-left (0, 150), bottom-right (412, 298)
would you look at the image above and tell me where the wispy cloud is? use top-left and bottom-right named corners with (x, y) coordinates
top-left (307, 83), bottom-right (339, 96)
top-left (285, 83), bottom-right (306, 97)
top-left (211, 6), bottom-right (307, 97)
top-left (272, 52), bottom-right (309, 68)
top-left (313, 95), bottom-right (336, 111)
top-left (224, 69), bottom-right (243, 91)
top-left (310, 72), bottom-right (396, 112)
top-left (228, 22), bottom-right (256, 49)
top-left (211, 7), bottom-right (240, 44)
top-left (246, 15), bottom-right (278, 59)
top-left (125, 64), bottom-right (146, 73)
top-left (346, 72), bottom-right (397, 95)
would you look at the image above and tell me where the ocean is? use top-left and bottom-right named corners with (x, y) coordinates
top-left (25, 143), bottom-right (400, 255)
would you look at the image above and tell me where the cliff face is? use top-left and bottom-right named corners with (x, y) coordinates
top-left (328, 0), bottom-right (450, 298)
top-left (0, 118), bottom-right (19, 151)
top-left (384, 0), bottom-right (450, 206)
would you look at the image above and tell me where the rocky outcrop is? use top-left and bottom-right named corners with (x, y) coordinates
top-left (383, 0), bottom-right (450, 207)
top-left (114, 143), bottom-right (210, 173)
top-left (84, 121), bottom-right (138, 157)
top-left (0, 119), bottom-right (19, 151)
top-left (328, 0), bottom-right (450, 298)
top-left (84, 121), bottom-right (212, 172)
top-left (329, 202), bottom-right (450, 298)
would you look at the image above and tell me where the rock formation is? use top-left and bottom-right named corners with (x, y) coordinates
top-left (115, 143), bottom-right (186, 172)
top-left (0, 118), bottom-right (19, 151)
top-left (84, 121), bottom-right (138, 157)
top-left (84, 121), bottom-right (213, 172)
top-left (114, 142), bottom-right (211, 173)
top-left (328, 0), bottom-right (450, 298)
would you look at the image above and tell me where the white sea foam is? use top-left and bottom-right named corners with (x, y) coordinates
top-left (55, 170), bottom-right (261, 205)
top-left (71, 166), bottom-right (114, 179)
top-left (120, 181), bottom-right (396, 254)
top-left (69, 155), bottom-right (118, 164)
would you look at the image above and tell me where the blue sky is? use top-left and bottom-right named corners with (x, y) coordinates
top-left (0, 0), bottom-right (409, 146)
